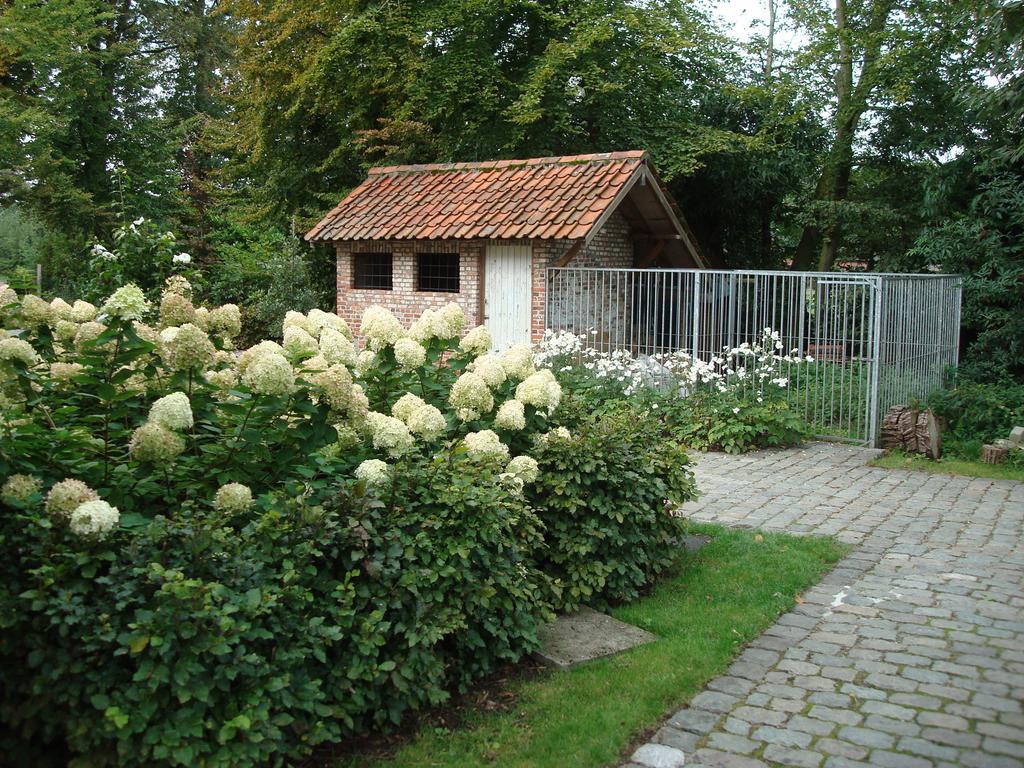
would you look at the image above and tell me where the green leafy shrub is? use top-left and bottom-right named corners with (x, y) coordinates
top-left (530, 402), bottom-right (697, 611)
top-left (0, 450), bottom-right (548, 767)
top-left (928, 380), bottom-right (1024, 459)
top-left (201, 226), bottom-right (334, 346)
top-left (673, 390), bottom-right (809, 453)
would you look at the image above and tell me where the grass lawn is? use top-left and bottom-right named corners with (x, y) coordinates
top-left (870, 449), bottom-right (1024, 482)
top-left (335, 524), bottom-right (846, 768)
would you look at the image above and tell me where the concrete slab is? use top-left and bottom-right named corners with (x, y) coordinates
top-left (683, 534), bottom-right (711, 552)
top-left (535, 607), bottom-right (657, 668)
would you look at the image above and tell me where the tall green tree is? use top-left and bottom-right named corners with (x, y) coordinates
top-left (0, 0), bottom-right (174, 239)
top-left (228, 0), bottom-right (740, 225)
top-left (784, 0), bottom-right (994, 271)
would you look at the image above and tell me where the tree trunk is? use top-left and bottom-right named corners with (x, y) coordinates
top-left (791, 0), bottom-right (895, 273)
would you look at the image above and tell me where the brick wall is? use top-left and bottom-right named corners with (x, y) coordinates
top-left (334, 211), bottom-right (635, 345)
top-left (335, 240), bottom-right (484, 332)
top-left (533, 211), bottom-right (635, 344)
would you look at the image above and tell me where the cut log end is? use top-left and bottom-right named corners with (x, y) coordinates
top-left (981, 444), bottom-right (1008, 465)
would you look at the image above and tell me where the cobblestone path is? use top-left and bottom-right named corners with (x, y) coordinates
top-left (624, 442), bottom-right (1024, 768)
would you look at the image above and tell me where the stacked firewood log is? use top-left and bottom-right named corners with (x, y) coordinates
top-left (880, 405), bottom-right (941, 459)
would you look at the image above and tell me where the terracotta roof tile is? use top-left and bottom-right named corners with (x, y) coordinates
top-left (306, 151), bottom-right (648, 242)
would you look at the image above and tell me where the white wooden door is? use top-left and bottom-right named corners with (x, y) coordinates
top-left (484, 244), bottom-right (532, 352)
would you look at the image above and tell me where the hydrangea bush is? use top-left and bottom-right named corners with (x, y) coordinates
top-left (0, 283), bottom-right (581, 766)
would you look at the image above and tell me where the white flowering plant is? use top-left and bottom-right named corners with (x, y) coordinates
top-left (87, 217), bottom-right (196, 299)
top-left (536, 328), bottom-right (811, 453)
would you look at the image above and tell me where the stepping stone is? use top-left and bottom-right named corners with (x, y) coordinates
top-left (630, 743), bottom-right (686, 767)
top-left (535, 606), bottom-right (657, 668)
top-left (683, 534), bottom-right (712, 552)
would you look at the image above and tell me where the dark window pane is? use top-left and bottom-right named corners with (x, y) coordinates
top-left (353, 253), bottom-right (392, 290)
top-left (416, 253), bottom-right (460, 293)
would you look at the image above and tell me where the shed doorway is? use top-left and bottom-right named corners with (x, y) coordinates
top-left (484, 244), bottom-right (532, 352)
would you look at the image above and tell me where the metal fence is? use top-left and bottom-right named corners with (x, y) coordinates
top-left (544, 268), bottom-right (962, 446)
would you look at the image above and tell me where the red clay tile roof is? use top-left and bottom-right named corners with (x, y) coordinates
top-left (305, 151), bottom-right (650, 243)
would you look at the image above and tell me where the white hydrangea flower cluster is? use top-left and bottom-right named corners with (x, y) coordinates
top-left (161, 323), bottom-right (216, 371)
top-left (129, 421), bottom-right (186, 463)
top-left (514, 369), bottom-right (562, 414)
top-left (360, 306), bottom-right (404, 351)
top-left (207, 304), bottom-right (242, 339)
top-left (0, 283), bottom-right (17, 309)
top-left (69, 499), bottom-right (120, 539)
top-left (0, 337), bottom-right (40, 372)
top-left (366, 412), bottom-right (414, 457)
top-left (1, 473), bottom-right (42, 506)
top-left (505, 455), bottom-right (539, 484)
top-left (242, 350), bottom-right (295, 396)
top-left (407, 302), bottom-right (466, 343)
top-left (159, 292), bottom-right (196, 327)
top-left (214, 482), bottom-right (253, 514)
top-left (101, 283), bottom-right (150, 321)
top-left (468, 354), bottom-right (506, 389)
top-left (20, 294), bottom-right (54, 327)
top-left (449, 371), bottom-right (494, 422)
top-left (283, 310), bottom-right (316, 336)
top-left (393, 337), bottom-right (427, 370)
top-left (406, 402), bottom-right (446, 440)
top-left (311, 364), bottom-right (354, 410)
top-left (500, 343), bottom-right (535, 381)
top-left (70, 300), bottom-right (97, 323)
top-left (494, 399), bottom-right (526, 431)
top-left (536, 426), bottom-right (572, 445)
top-left (204, 367), bottom-right (238, 391)
top-left (307, 308), bottom-right (352, 339)
top-left (458, 325), bottom-right (491, 356)
top-left (50, 297), bottom-right (74, 321)
top-left (49, 362), bottom-right (85, 385)
top-left (391, 392), bottom-right (426, 422)
top-left (283, 326), bottom-right (319, 360)
top-left (462, 429), bottom-right (509, 460)
top-left (45, 479), bottom-right (99, 519)
top-left (355, 349), bottom-right (377, 376)
top-left (237, 340), bottom-right (283, 375)
top-left (149, 392), bottom-right (194, 430)
top-left (355, 458), bottom-right (390, 488)
top-left (320, 327), bottom-right (356, 366)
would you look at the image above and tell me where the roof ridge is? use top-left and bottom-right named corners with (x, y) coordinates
top-left (367, 150), bottom-right (647, 176)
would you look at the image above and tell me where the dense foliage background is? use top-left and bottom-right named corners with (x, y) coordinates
top-left (0, 0), bottom-right (1021, 381)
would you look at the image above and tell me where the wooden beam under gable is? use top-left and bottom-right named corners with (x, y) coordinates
top-left (552, 239), bottom-right (584, 268)
top-left (636, 237), bottom-right (668, 268)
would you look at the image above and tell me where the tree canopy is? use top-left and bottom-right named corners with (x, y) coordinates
top-left (0, 0), bottom-right (1018, 377)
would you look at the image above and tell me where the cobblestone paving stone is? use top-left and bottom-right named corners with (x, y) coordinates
top-left (623, 442), bottom-right (1024, 768)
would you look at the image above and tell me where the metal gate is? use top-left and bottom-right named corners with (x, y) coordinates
top-left (544, 268), bottom-right (962, 447)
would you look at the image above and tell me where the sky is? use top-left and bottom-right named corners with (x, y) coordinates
top-left (710, 0), bottom-right (808, 50)
top-left (713, 0), bottom-right (768, 39)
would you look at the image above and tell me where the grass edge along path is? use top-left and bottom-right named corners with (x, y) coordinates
top-left (870, 449), bottom-right (1024, 482)
top-left (337, 524), bottom-right (847, 768)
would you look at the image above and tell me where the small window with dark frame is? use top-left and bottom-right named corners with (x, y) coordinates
top-left (416, 253), bottom-right (460, 293)
top-left (352, 253), bottom-right (393, 290)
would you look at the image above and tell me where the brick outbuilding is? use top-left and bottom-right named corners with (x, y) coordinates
top-left (305, 151), bottom-right (706, 350)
